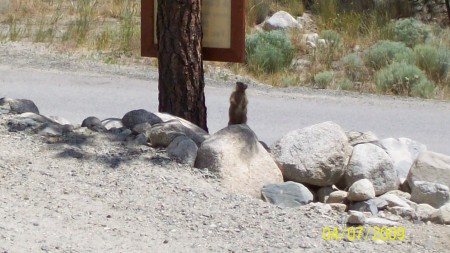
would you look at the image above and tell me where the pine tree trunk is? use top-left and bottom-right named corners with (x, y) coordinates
top-left (446, 0), bottom-right (450, 23)
top-left (156, 0), bottom-right (208, 132)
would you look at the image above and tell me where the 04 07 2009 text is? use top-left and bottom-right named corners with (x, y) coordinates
top-left (322, 226), bottom-right (405, 241)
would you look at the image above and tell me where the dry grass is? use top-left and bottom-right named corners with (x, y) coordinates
top-left (1, 0), bottom-right (141, 60)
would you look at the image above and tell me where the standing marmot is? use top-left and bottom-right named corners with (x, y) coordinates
top-left (228, 82), bottom-right (248, 125)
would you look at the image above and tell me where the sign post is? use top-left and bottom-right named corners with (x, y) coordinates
top-left (141, 0), bottom-right (246, 63)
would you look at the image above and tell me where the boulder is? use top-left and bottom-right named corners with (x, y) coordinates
top-left (410, 181), bottom-right (449, 208)
top-left (263, 11), bottom-right (301, 31)
top-left (384, 190), bottom-right (411, 200)
top-left (346, 131), bottom-right (378, 146)
top-left (122, 109), bottom-right (162, 129)
top-left (326, 190), bottom-right (348, 204)
top-left (154, 113), bottom-right (209, 144)
top-left (329, 203), bottom-right (347, 212)
top-left (167, 136), bottom-right (198, 167)
top-left (429, 203), bottom-right (450, 225)
top-left (378, 194), bottom-right (410, 208)
top-left (347, 179), bottom-right (376, 201)
top-left (195, 124), bottom-right (283, 198)
top-left (81, 116), bottom-right (106, 132)
top-left (345, 143), bottom-right (399, 195)
top-left (261, 181), bottom-right (314, 208)
top-left (0, 97), bottom-right (39, 114)
top-left (149, 120), bottom-right (208, 147)
top-left (270, 121), bottom-right (352, 187)
top-left (347, 211), bottom-right (366, 225)
top-left (380, 137), bottom-right (426, 184)
top-left (415, 204), bottom-right (437, 222)
top-left (407, 151), bottom-right (450, 189)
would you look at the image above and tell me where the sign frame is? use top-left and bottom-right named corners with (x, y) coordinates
top-left (141, 0), bottom-right (246, 63)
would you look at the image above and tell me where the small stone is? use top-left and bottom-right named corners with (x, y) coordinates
top-left (347, 179), bottom-right (376, 201)
top-left (347, 211), bottom-right (366, 225)
top-left (326, 191), bottom-right (348, 204)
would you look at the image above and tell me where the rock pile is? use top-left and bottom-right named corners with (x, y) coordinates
top-left (1, 97), bottom-right (450, 226)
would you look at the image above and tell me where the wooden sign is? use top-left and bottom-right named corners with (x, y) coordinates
top-left (141, 0), bottom-right (246, 63)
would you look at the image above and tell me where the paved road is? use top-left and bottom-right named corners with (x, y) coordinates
top-left (1, 63), bottom-right (450, 155)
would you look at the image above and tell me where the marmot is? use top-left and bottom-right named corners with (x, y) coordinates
top-left (228, 82), bottom-right (248, 125)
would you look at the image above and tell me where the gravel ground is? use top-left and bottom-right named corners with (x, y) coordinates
top-left (1, 42), bottom-right (450, 252)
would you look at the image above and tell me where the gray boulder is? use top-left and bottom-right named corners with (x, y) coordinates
top-left (271, 121), bottom-right (352, 187)
top-left (263, 11), bottom-right (301, 31)
top-left (380, 137), bottom-right (426, 184)
top-left (347, 179), bottom-right (376, 201)
top-left (81, 116), bottom-right (106, 132)
top-left (167, 136), bottom-right (198, 167)
top-left (195, 124), bottom-right (283, 198)
top-left (261, 181), bottom-right (314, 208)
top-left (149, 120), bottom-right (207, 147)
top-left (410, 181), bottom-right (449, 208)
top-left (122, 109), bottom-right (162, 129)
top-left (0, 97), bottom-right (39, 114)
top-left (407, 151), bottom-right (450, 189)
top-left (347, 211), bottom-right (366, 225)
top-left (345, 143), bottom-right (399, 195)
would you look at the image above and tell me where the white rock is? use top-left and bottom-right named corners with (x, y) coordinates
top-left (407, 151), bottom-right (450, 189)
top-left (271, 121), bottom-right (352, 187)
top-left (430, 203), bottom-right (450, 225)
top-left (415, 203), bottom-right (437, 222)
top-left (348, 179), bottom-right (376, 201)
top-left (380, 137), bottom-right (426, 184)
top-left (263, 11), bottom-right (301, 31)
top-left (346, 143), bottom-right (399, 195)
top-left (195, 124), bottom-right (283, 198)
top-left (410, 181), bottom-right (449, 208)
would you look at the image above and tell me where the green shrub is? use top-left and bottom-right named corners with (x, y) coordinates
top-left (364, 40), bottom-right (415, 70)
top-left (388, 18), bottom-right (431, 48)
top-left (245, 30), bottom-right (294, 73)
top-left (341, 53), bottom-right (366, 81)
top-left (320, 30), bottom-right (341, 47)
top-left (374, 62), bottom-right (435, 98)
top-left (414, 44), bottom-right (450, 82)
top-left (338, 78), bottom-right (353, 91)
top-left (314, 71), bottom-right (334, 89)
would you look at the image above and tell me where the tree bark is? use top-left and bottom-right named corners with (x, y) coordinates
top-left (446, 0), bottom-right (450, 24)
top-left (156, 0), bottom-right (208, 132)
